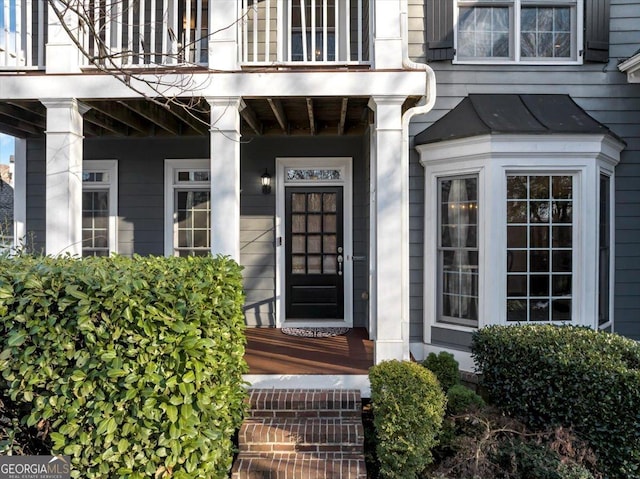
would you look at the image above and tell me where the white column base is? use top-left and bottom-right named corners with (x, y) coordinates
top-left (375, 339), bottom-right (410, 364)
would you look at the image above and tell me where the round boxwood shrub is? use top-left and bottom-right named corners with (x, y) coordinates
top-left (446, 384), bottom-right (485, 415)
top-left (369, 360), bottom-right (446, 479)
top-left (422, 352), bottom-right (460, 391)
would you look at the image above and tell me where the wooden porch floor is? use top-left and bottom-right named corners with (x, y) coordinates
top-left (244, 327), bottom-right (374, 375)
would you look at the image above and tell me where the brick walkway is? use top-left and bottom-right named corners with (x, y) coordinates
top-left (232, 389), bottom-right (367, 479)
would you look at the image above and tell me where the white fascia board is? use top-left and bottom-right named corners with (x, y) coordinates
top-left (0, 70), bottom-right (428, 100)
top-left (417, 134), bottom-right (625, 165)
top-left (618, 52), bottom-right (640, 83)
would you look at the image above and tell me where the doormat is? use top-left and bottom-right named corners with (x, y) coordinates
top-left (281, 327), bottom-right (350, 338)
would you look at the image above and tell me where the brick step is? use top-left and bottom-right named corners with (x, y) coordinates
top-left (247, 388), bottom-right (362, 419)
top-left (239, 417), bottom-right (364, 454)
top-left (233, 389), bottom-right (367, 479)
top-left (231, 453), bottom-right (367, 479)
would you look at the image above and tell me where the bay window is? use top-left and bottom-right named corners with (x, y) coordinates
top-left (418, 135), bottom-right (622, 341)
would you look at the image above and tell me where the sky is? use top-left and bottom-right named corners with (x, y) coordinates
top-left (0, 134), bottom-right (15, 164)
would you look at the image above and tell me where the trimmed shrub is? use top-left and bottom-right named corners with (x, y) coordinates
top-left (422, 352), bottom-right (460, 391)
top-left (446, 384), bottom-right (484, 415)
top-left (369, 360), bottom-right (446, 479)
top-left (472, 325), bottom-right (640, 479)
top-left (0, 255), bottom-right (248, 479)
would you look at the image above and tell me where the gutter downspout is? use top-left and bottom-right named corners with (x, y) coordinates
top-left (400, 4), bottom-right (436, 358)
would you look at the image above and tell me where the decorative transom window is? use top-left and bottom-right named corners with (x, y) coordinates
top-left (164, 160), bottom-right (211, 257)
top-left (438, 176), bottom-right (479, 327)
top-left (285, 168), bottom-right (343, 182)
top-left (455, 0), bottom-right (580, 63)
top-left (506, 175), bottom-right (573, 322)
top-left (82, 160), bottom-right (118, 257)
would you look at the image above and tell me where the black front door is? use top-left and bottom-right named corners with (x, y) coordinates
top-left (285, 187), bottom-right (344, 319)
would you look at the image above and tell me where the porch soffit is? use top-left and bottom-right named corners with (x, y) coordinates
top-left (0, 96), bottom-right (394, 139)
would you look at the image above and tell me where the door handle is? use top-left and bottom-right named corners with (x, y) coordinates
top-left (337, 254), bottom-right (343, 276)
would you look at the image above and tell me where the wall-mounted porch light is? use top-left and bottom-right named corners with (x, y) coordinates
top-left (261, 169), bottom-right (272, 195)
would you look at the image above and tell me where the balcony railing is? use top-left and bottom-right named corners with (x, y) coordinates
top-left (240, 0), bottom-right (371, 65)
top-left (0, 0), bottom-right (47, 69)
top-left (79, 0), bottom-right (209, 67)
top-left (0, 0), bottom-right (372, 69)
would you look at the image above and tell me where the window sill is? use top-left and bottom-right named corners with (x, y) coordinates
top-left (452, 58), bottom-right (583, 66)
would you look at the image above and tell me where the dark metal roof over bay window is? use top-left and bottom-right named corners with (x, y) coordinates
top-left (414, 94), bottom-right (620, 146)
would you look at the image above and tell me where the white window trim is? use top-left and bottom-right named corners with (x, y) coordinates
top-left (164, 159), bottom-right (210, 257)
top-left (453, 0), bottom-right (584, 66)
top-left (83, 160), bottom-right (118, 255)
top-left (418, 134), bottom-right (623, 345)
top-left (275, 157), bottom-right (354, 329)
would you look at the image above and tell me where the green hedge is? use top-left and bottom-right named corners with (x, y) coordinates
top-left (369, 360), bottom-right (446, 479)
top-left (472, 325), bottom-right (640, 479)
top-left (0, 255), bottom-right (248, 479)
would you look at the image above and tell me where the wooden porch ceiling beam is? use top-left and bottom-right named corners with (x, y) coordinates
top-left (83, 109), bottom-right (130, 136)
top-left (0, 123), bottom-right (32, 138)
top-left (163, 101), bottom-right (209, 135)
top-left (88, 101), bottom-right (150, 134)
top-left (0, 112), bottom-right (43, 136)
top-left (306, 98), bottom-right (316, 135)
top-left (119, 100), bottom-right (181, 135)
top-left (0, 103), bottom-right (46, 130)
top-left (239, 100), bottom-right (263, 135)
top-left (267, 98), bottom-right (288, 133)
top-left (338, 98), bottom-right (348, 135)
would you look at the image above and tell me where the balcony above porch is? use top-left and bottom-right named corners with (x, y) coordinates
top-left (0, 0), bottom-right (377, 71)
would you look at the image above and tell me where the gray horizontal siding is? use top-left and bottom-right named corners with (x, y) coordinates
top-left (25, 139), bottom-right (45, 253)
top-left (408, 0), bottom-right (640, 341)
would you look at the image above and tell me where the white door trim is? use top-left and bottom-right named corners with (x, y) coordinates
top-left (275, 157), bottom-right (354, 328)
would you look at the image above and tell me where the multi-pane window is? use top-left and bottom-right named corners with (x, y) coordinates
top-left (438, 176), bottom-right (479, 326)
top-left (458, 6), bottom-right (510, 58)
top-left (521, 6), bottom-right (571, 58)
top-left (82, 161), bottom-right (117, 257)
top-left (456, 1), bottom-right (578, 62)
top-left (506, 175), bottom-right (573, 322)
top-left (598, 174), bottom-right (611, 326)
top-left (82, 190), bottom-right (110, 257)
top-left (290, 191), bottom-right (339, 275)
top-left (173, 170), bottom-right (211, 257)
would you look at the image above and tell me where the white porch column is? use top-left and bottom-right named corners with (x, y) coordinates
top-left (209, 0), bottom-right (239, 70)
top-left (373, 0), bottom-right (403, 69)
top-left (370, 95), bottom-right (409, 362)
top-left (46, 0), bottom-right (81, 73)
top-left (42, 99), bottom-right (87, 256)
top-left (207, 97), bottom-right (241, 261)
